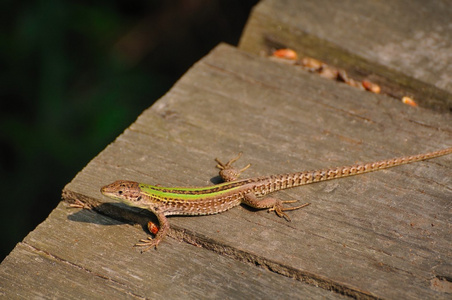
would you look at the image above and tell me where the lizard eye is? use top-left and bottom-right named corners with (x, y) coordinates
top-left (118, 190), bottom-right (123, 195)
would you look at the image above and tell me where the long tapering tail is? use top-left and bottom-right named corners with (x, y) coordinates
top-left (263, 147), bottom-right (452, 193)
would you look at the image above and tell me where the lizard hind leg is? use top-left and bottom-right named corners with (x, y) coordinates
top-left (269, 201), bottom-right (311, 221)
top-left (215, 152), bottom-right (251, 182)
top-left (241, 192), bottom-right (310, 222)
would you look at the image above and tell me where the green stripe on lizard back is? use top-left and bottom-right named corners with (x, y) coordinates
top-left (138, 181), bottom-right (248, 200)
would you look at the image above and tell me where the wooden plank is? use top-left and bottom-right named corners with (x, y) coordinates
top-left (57, 44), bottom-right (452, 299)
top-left (0, 202), bottom-right (344, 299)
top-left (3, 44), bottom-right (450, 299)
top-left (239, 0), bottom-right (452, 111)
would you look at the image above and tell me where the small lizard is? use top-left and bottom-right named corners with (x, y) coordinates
top-left (101, 148), bottom-right (452, 251)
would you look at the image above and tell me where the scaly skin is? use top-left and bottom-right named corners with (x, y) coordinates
top-left (101, 148), bottom-right (452, 251)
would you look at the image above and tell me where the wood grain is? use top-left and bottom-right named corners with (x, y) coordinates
top-left (239, 0), bottom-right (452, 111)
top-left (1, 40), bottom-right (451, 298)
top-left (1, 202), bottom-right (343, 299)
top-left (60, 44), bottom-right (451, 299)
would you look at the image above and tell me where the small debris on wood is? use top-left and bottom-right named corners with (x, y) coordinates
top-left (402, 96), bottom-right (418, 107)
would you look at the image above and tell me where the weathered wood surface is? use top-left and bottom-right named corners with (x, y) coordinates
top-left (239, 0), bottom-right (452, 111)
top-left (1, 202), bottom-right (341, 299)
top-left (1, 43), bottom-right (451, 299)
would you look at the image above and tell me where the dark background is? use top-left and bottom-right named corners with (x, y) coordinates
top-left (0, 0), bottom-right (258, 262)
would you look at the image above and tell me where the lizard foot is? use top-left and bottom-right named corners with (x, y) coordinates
top-left (67, 199), bottom-right (93, 210)
top-left (215, 152), bottom-right (251, 182)
top-left (268, 201), bottom-right (310, 221)
top-left (134, 236), bottom-right (162, 252)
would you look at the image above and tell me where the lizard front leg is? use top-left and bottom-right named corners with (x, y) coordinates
top-left (134, 211), bottom-right (170, 252)
top-left (241, 192), bottom-right (310, 221)
top-left (215, 152), bottom-right (251, 182)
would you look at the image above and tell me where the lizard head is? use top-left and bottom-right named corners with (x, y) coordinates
top-left (101, 180), bottom-right (146, 207)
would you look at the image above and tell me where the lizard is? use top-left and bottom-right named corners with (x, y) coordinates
top-left (100, 147), bottom-right (452, 251)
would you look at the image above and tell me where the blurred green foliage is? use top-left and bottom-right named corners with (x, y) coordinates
top-left (0, 0), bottom-right (257, 261)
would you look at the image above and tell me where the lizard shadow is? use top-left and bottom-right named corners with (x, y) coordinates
top-left (209, 175), bottom-right (225, 185)
top-left (66, 202), bottom-right (210, 237)
top-left (67, 202), bottom-right (158, 230)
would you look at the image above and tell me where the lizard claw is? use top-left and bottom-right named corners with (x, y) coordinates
top-left (67, 199), bottom-right (91, 209)
top-left (215, 152), bottom-right (243, 169)
top-left (134, 237), bottom-right (161, 252)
